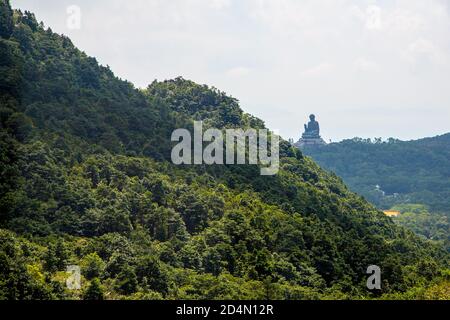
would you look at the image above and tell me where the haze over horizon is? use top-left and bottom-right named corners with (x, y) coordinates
top-left (12, 0), bottom-right (450, 142)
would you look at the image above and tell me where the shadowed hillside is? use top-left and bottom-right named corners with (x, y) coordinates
top-left (0, 1), bottom-right (448, 300)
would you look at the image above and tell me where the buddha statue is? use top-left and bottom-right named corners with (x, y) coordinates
top-left (302, 114), bottom-right (320, 138)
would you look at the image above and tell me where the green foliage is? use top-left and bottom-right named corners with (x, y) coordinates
top-left (303, 137), bottom-right (450, 257)
top-left (0, 3), bottom-right (448, 300)
top-left (83, 278), bottom-right (104, 300)
top-left (0, 230), bottom-right (55, 299)
top-left (136, 255), bottom-right (168, 294)
top-left (0, 37), bottom-right (23, 100)
top-left (0, 0), bottom-right (14, 39)
top-left (81, 252), bottom-right (105, 280)
top-left (44, 240), bottom-right (69, 272)
top-left (303, 136), bottom-right (450, 212)
top-left (390, 204), bottom-right (449, 250)
top-left (116, 266), bottom-right (138, 295)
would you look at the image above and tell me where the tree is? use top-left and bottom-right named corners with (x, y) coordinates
top-left (43, 240), bottom-right (69, 273)
top-left (0, 0), bottom-right (14, 39)
top-left (177, 192), bottom-right (209, 233)
top-left (116, 266), bottom-right (138, 295)
top-left (83, 278), bottom-right (104, 300)
top-left (135, 255), bottom-right (168, 294)
top-left (5, 113), bottom-right (34, 141)
top-left (81, 252), bottom-right (105, 280)
top-left (54, 240), bottom-right (69, 270)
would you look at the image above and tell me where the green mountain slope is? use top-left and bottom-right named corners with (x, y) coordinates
top-left (302, 135), bottom-right (450, 212)
top-left (0, 2), bottom-right (448, 300)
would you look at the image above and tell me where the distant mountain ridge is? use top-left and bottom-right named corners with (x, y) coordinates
top-left (302, 133), bottom-right (450, 212)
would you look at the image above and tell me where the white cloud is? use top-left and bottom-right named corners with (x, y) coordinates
top-left (302, 63), bottom-right (334, 77)
top-left (354, 58), bottom-right (379, 73)
top-left (405, 38), bottom-right (449, 66)
top-left (226, 66), bottom-right (251, 77)
top-left (210, 0), bottom-right (232, 10)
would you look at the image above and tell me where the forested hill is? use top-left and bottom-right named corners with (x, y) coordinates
top-left (0, 1), bottom-right (448, 300)
top-left (302, 135), bottom-right (450, 212)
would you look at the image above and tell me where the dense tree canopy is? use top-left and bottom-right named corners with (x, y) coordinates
top-left (0, 2), bottom-right (448, 300)
top-left (303, 136), bottom-right (450, 212)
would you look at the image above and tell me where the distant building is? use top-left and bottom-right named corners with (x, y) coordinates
top-left (375, 185), bottom-right (386, 197)
top-left (383, 210), bottom-right (400, 217)
top-left (294, 114), bottom-right (326, 148)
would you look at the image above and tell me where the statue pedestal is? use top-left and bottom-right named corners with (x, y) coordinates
top-left (294, 137), bottom-right (326, 149)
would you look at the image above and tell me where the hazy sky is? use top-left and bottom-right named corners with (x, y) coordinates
top-left (12, 0), bottom-right (450, 141)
